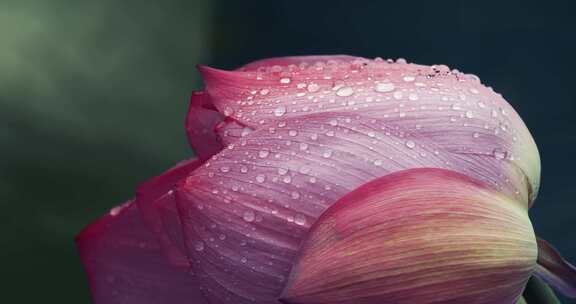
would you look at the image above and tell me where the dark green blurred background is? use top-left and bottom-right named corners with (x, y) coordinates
top-left (1, 1), bottom-right (574, 302)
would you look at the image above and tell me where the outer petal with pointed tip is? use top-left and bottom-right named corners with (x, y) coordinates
top-left (281, 168), bottom-right (537, 304)
top-left (534, 238), bottom-right (576, 298)
top-left (185, 91), bottom-right (225, 160)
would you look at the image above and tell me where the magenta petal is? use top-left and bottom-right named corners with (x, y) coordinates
top-left (186, 91), bottom-right (225, 160)
top-left (136, 158), bottom-right (203, 265)
top-left (534, 237), bottom-right (576, 297)
top-left (76, 201), bottom-right (208, 304)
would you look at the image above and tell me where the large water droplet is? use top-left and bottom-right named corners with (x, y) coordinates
top-left (492, 148), bottom-right (507, 160)
top-left (274, 106), bottom-right (286, 117)
top-left (294, 213), bottom-right (307, 226)
top-left (336, 87), bottom-right (355, 97)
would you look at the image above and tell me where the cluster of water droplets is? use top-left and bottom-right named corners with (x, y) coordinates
top-left (180, 56), bottom-right (533, 303)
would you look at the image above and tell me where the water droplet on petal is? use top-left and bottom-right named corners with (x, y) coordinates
top-left (405, 140), bottom-right (416, 149)
top-left (493, 148), bottom-right (507, 160)
top-left (256, 174), bottom-right (266, 183)
top-left (336, 87), bottom-right (355, 97)
top-left (280, 77), bottom-right (291, 84)
top-left (220, 166), bottom-right (230, 173)
top-left (274, 106), bottom-right (286, 117)
top-left (223, 107), bottom-right (234, 116)
top-left (294, 214), bottom-right (307, 226)
top-left (291, 191), bottom-right (300, 200)
top-left (260, 88), bottom-right (270, 95)
top-left (374, 82), bottom-right (395, 93)
top-left (307, 83), bottom-right (320, 92)
top-left (289, 130), bottom-right (298, 137)
top-left (403, 75), bottom-right (415, 82)
top-left (259, 149), bottom-right (270, 158)
top-left (393, 91), bottom-right (403, 100)
top-left (195, 241), bottom-right (205, 251)
top-left (465, 110), bottom-right (474, 118)
top-left (243, 210), bottom-right (255, 222)
top-left (322, 150), bottom-right (333, 158)
top-left (408, 93), bottom-right (419, 101)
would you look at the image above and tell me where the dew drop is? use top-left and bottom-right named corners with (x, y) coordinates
top-left (220, 166), bottom-right (230, 173)
top-left (243, 210), bottom-right (255, 222)
top-left (294, 214), bottom-right (307, 226)
top-left (373, 159), bottom-right (383, 166)
top-left (393, 91), bottom-right (403, 100)
top-left (258, 149), bottom-right (270, 158)
top-left (336, 87), bottom-right (355, 97)
top-left (278, 168), bottom-right (288, 175)
top-left (403, 75), bottom-right (415, 82)
top-left (291, 191), bottom-right (301, 200)
top-left (374, 82), bottom-right (395, 93)
top-left (405, 140), bottom-right (416, 149)
top-left (195, 241), bottom-right (205, 252)
top-left (408, 93), bottom-right (419, 101)
top-left (256, 174), bottom-right (266, 183)
top-left (322, 150), bottom-right (333, 158)
top-left (274, 106), bottom-right (286, 117)
top-left (493, 148), bottom-right (507, 160)
top-left (465, 110), bottom-right (474, 118)
top-left (307, 83), bottom-right (320, 92)
top-left (260, 88), bottom-right (270, 95)
top-left (223, 107), bottom-right (234, 116)
top-left (280, 77), bottom-right (291, 84)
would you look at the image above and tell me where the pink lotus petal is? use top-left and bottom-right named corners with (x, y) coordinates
top-left (185, 91), bottom-right (225, 160)
top-left (76, 201), bottom-right (208, 304)
top-left (175, 109), bottom-right (535, 302)
top-left (281, 168), bottom-right (537, 304)
top-left (199, 56), bottom-right (540, 205)
top-left (135, 158), bottom-right (203, 265)
top-left (534, 237), bottom-right (576, 297)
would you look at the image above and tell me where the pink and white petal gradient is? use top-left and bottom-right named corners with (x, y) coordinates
top-left (281, 168), bottom-right (536, 304)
